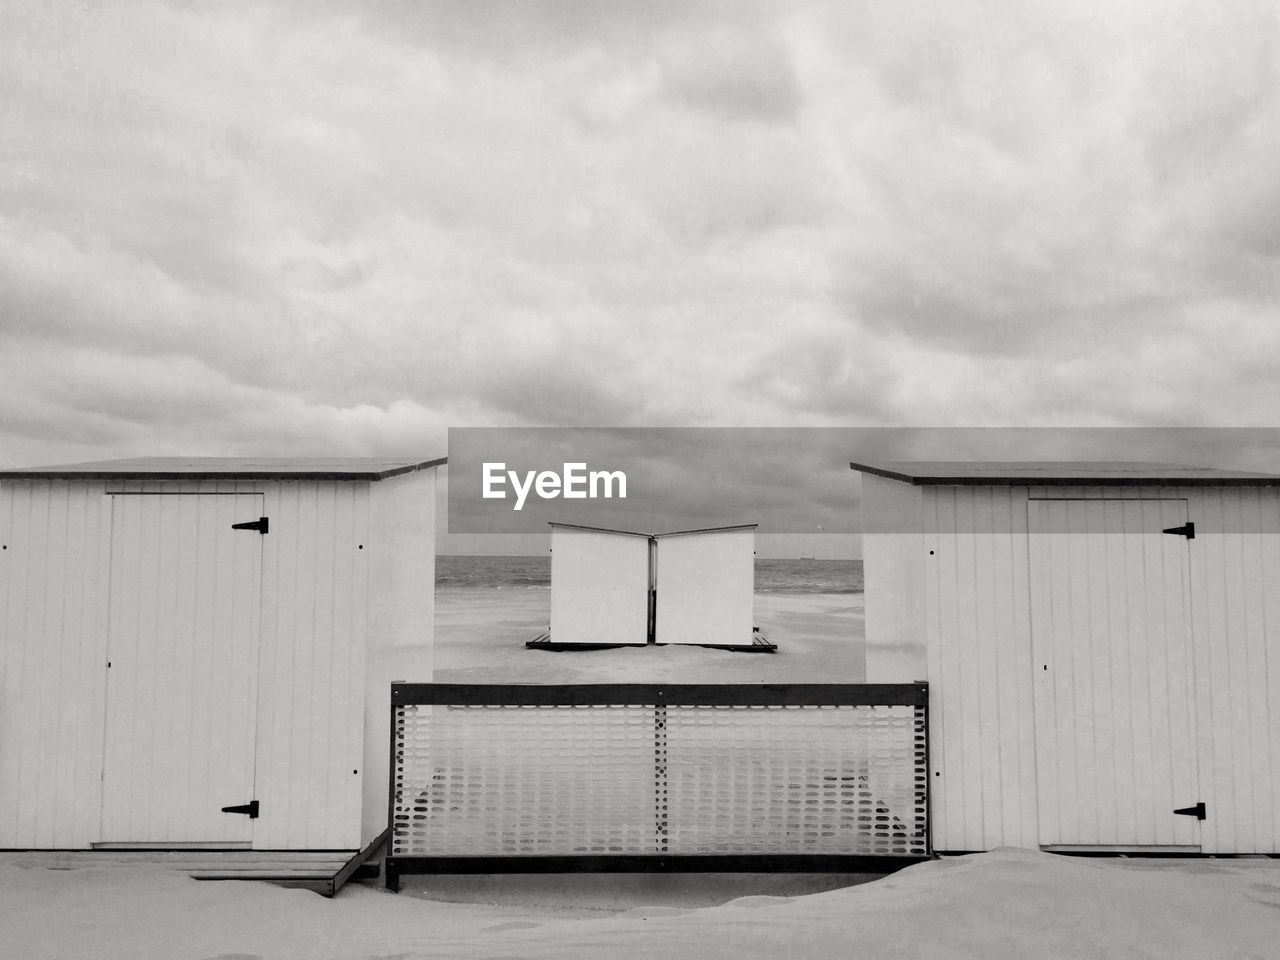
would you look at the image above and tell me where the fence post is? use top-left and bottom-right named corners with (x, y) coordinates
top-left (654, 703), bottom-right (669, 853)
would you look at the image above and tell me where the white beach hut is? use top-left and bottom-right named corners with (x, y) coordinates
top-left (543, 522), bottom-right (763, 649)
top-left (853, 460), bottom-right (1280, 856)
top-left (0, 457), bottom-right (443, 874)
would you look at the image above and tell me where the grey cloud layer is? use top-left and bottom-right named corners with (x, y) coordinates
top-left (2, 0), bottom-right (1279, 468)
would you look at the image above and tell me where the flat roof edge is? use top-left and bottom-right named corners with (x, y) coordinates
top-left (549, 522), bottom-right (758, 538)
top-left (0, 457), bottom-right (448, 482)
top-left (849, 461), bottom-right (1280, 486)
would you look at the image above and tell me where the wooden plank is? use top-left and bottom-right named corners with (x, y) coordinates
top-left (0, 851), bottom-right (352, 872)
top-left (931, 487), bottom-right (968, 850)
top-left (1002, 487), bottom-right (1037, 848)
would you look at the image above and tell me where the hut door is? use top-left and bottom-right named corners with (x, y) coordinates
top-left (1029, 499), bottom-right (1200, 850)
top-left (99, 493), bottom-right (263, 845)
top-left (549, 527), bottom-right (651, 645)
top-left (654, 528), bottom-right (755, 645)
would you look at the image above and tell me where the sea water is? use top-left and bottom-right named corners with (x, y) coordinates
top-left (436, 555), bottom-right (863, 594)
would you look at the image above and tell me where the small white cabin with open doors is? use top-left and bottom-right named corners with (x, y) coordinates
top-left (542, 522), bottom-right (764, 650)
top-left (0, 457), bottom-right (443, 857)
top-left (854, 460), bottom-right (1280, 856)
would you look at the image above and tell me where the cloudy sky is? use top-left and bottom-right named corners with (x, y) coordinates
top-left (3, 1), bottom-right (1280, 476)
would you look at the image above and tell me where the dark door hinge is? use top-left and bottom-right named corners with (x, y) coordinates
top-left (231, 517), bottom-right (269, 534)
top-left (1162, 522), bottom-right (1195, 539)
top-left (220, 800), bottom-right (259, 819)
top-left (1173, 801), bottom-right (1205, 820)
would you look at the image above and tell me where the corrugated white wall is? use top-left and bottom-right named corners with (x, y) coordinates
top-left (863, 477), bottom-right (1280, 854)
top-left (0, 471), bottom-right (444, 851)
top-left (0, 480), bottom-right (112, 848)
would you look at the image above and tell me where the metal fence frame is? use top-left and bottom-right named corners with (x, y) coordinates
top-left (386, 682), bottom-right (930, 889)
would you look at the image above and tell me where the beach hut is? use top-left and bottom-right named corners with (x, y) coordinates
top-left (852, 460), bottom-right (1280, 856)
top-left (540, 522), bottom-right (765, 649)
top-left (0, 457), bottom-right (443, 880)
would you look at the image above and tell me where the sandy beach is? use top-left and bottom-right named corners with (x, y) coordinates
top-left (6, 847), bottom-right (1280, 959)
top-left (433, 587), bottom-right (866, 684)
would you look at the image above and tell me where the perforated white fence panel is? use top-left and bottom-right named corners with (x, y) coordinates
top-left (394, 704), bottom-right (659, 856)
top-left (664, 705), bottom-right (926, 856)
top-left (391, 693), bottom-right (927, 859)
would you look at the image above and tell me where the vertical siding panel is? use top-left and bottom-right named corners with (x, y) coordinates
top-left (1187, 487), bottom-right (1217, 851)
top-left (1007, 487), bottom-right (1037, 847)
top-left (32, 483), bottom-right (66, 846)
top-left (1239, 487), bottom-right (1273, 852)
top-left (1263, 489), bottom-right (1280, 853)
top-left (253, 479), bottom-right (367, 850)
top-left (952, 489), bottom-right (980, 850)
top-left (1, 484), bottom-right (30, 845)
top-left (1114, 502), bottom-right (1144, 845)
top-left (1223, 488), bottom-right (1249, 850)
top-left (294, 482), bottom-right (322, 847)
top-left (0, 484), bottom-right (13, 845)
top-left (282, 482), bottom-right (312, 849)
top-left (1, 482), bottom-right (112, 847)
top-left (71, 486), bottom-right (111, 846)
top-left (46, 484), bottom-right (77, 846)
top-left (254, 481), bottom-right (288, 849)
top-left (1091, 500), bottom-right (1119, 844)
top-left (1027, 496), bottom-right (1054, 844)
top-left (313, 483), bottom-right (337, 847)
top-left (1058, 499), bottom-right (1086, 845)
top-left (348, 482), bottom-right (371, 846)
top-left (926, 491), bottom-right (957, 844)
top-left (972, 488), bottom-right (1003, 849)
top-left (323, 483), bottom-right (353, 846)
top-left (1138, 500), bottom-right (1171, 844)
top-left (13, 484), bottom-right (43, 842)
top-left (1200, 488), bottom-right (1235, 850)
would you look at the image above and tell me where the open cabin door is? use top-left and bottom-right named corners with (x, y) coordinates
top-left (1028, 498), bottom-right (1200, 851)
top-left (549, 525), bottom-right (650, 646)
top-left (99, 493), bottom-right (263, 846)
top-left (654, 526), bottom-right (755, 646)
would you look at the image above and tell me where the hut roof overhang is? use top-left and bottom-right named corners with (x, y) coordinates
top-left (0, 456), bottom-right (447, 482)
top-left (849, 460), bottom-right (1280, 487)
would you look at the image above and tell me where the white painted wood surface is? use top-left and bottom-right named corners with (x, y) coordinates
top-left (1, 465), bottom-right (441, 851)
top-left (549, 527), bottom-right (650, 645)
top-left (253, 479), bottom-right (370, 851)
top-left (858, 472), bottom-right (1280, 854)
top-left (101, 493), bottom-right (264, 844)
top-left (362, 468), bottom-right (434, 846)
top-left (861, 474), bottom-right (925, 682)
top-left (0, 481), bottom-right (112, 848)
top-left (922, 485), bottom-right (1039, 851)
top-left (654, 527), bottom-right (754, 646)
top-left (1028, 498), bottom-right (1199, 848)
